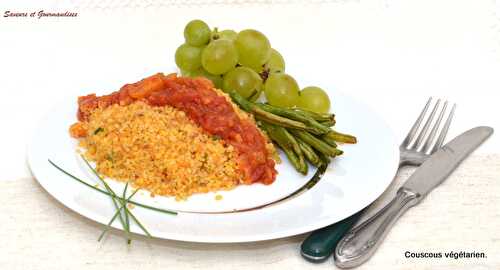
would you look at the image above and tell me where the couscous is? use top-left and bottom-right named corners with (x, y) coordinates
top-left (70, 73), bottom-right (277, 199)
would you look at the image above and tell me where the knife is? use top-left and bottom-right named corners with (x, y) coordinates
top-left (334, 126), bottom-right (494, 268)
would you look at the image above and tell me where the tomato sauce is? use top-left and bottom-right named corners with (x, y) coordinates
top-left (74, 73), bottom-right (277, 185)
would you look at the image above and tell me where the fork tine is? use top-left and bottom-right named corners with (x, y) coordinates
top-left (423, 101), bottom-right (448, 154)
top-left (431, 103), bottom-right (456, 153)
top-left (401, 97), bottom-right (432, 148)
top-left (413, 99), bottom-right (441, 150)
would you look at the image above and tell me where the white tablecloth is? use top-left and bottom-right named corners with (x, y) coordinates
top-left (2, 155), bottom-right (499, 269)
top-left (1, 1), bottom-right (499, 269)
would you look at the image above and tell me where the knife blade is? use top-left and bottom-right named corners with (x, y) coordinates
top-left (404, 126), bottom-right (493, 196)
top-left (334, 126), bottom-right (494, 268)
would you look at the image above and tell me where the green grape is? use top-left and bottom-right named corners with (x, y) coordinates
top-left (197, 69), bottom-right (224, 89)
top-left (297, 86), bottom-right (331, 113)
top-left (265, 49), bottom-right (285, 73)
top-left (180, 69), bottom-right (193, 77)
top-left (218, 30), bottom-right (238, 41)
top-left (201, 39), bottom-right (239, 75)
top-left (184, 19), bottom-right (211, 46)
top-left (185, 68), bottom-right (223, 89)
top-left (235, 29), bottom-right (271, 70)
top-left (264, 73), bottom-right (300, 108)
top-left (175, 44), bottom-right (202, 71)
top-left (222, 67), bottom-right (263, 101)
top-left (212, 29), bottom-right (238, 42)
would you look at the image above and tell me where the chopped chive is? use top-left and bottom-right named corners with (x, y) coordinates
top-left (105, 154), bottom-right (112, 162)
top-left (93, 127), bottom-right (104, 135)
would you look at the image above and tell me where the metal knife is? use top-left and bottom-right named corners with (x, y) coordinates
top-left (334, 126), bottom-right (494, 268)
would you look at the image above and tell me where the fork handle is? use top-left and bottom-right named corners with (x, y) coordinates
top-left (334, 187), bottom-right (421, 268)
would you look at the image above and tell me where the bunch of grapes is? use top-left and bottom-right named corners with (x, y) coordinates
top-left (175, 19), bottom-right (330, 114)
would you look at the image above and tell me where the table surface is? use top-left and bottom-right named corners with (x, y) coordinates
top-left (0, 0), bottom-right (499, 269)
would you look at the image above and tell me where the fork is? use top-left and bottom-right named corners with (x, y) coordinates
top-left (399, 98), bottom-right (456, 166)
top-left (300, 97), bottom-right (455, 263)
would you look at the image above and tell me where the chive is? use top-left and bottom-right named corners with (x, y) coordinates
top-left (48, 159), bottom-right (177, 215)
top-left (98, 189), bottom-right (139, 242)
top-left (81, 156), bottom-right (127, 231)
top-left (97, 206), bottom-right (123, 242)
top-left (121, 182), bottom-right (131, 244)
top-left (105, 152), bottom-right (114, 162)
top-left (93, 127), bottom-right (104, 135)
top-left (126, 208), bottom-right (152, 238)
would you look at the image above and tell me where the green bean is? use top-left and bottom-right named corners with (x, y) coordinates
top-left (292, 108), bottom-right (335, 122)
top-left (324, 130), bottom-right (357, 144)
top-left (321, 134), bottom-right (338, 148)
top-left (319, 119), bottom-right (336, 127)
top-left (259, 122), bottom-right (304, 173)
top-left (290, 129), bottom-right (341, 157)
top-left (315, 149), bottom-right (332, 167)
top-left (296, 138), bottom-right (322, 167)
top-left (256, 103), bottom-right (330, 134)
top-left (230, 92), bottom-right (325, 134)
top-left (276, 127), bottom-right (308, 174)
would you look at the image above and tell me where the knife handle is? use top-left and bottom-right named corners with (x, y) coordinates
top-left (334, 187), bottom-right (421, 268)
top-left (301, 211), bottom-right (363, 262)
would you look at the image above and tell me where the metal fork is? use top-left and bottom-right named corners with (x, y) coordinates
top-left (399, 97), bottom-right (456, 166)
top-left (331, 98), bottom-right (455, 267)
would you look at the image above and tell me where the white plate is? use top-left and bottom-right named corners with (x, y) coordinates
top-left (27, 85), bottom-right (399, 243)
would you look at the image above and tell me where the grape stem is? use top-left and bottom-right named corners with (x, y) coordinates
top-left (211, 27), bottom-right (219, 40)
top-left (259, 68), bottom-right (270, 82)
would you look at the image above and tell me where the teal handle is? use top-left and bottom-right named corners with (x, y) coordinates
top-left (300, 211), bottom-right (364, 262)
